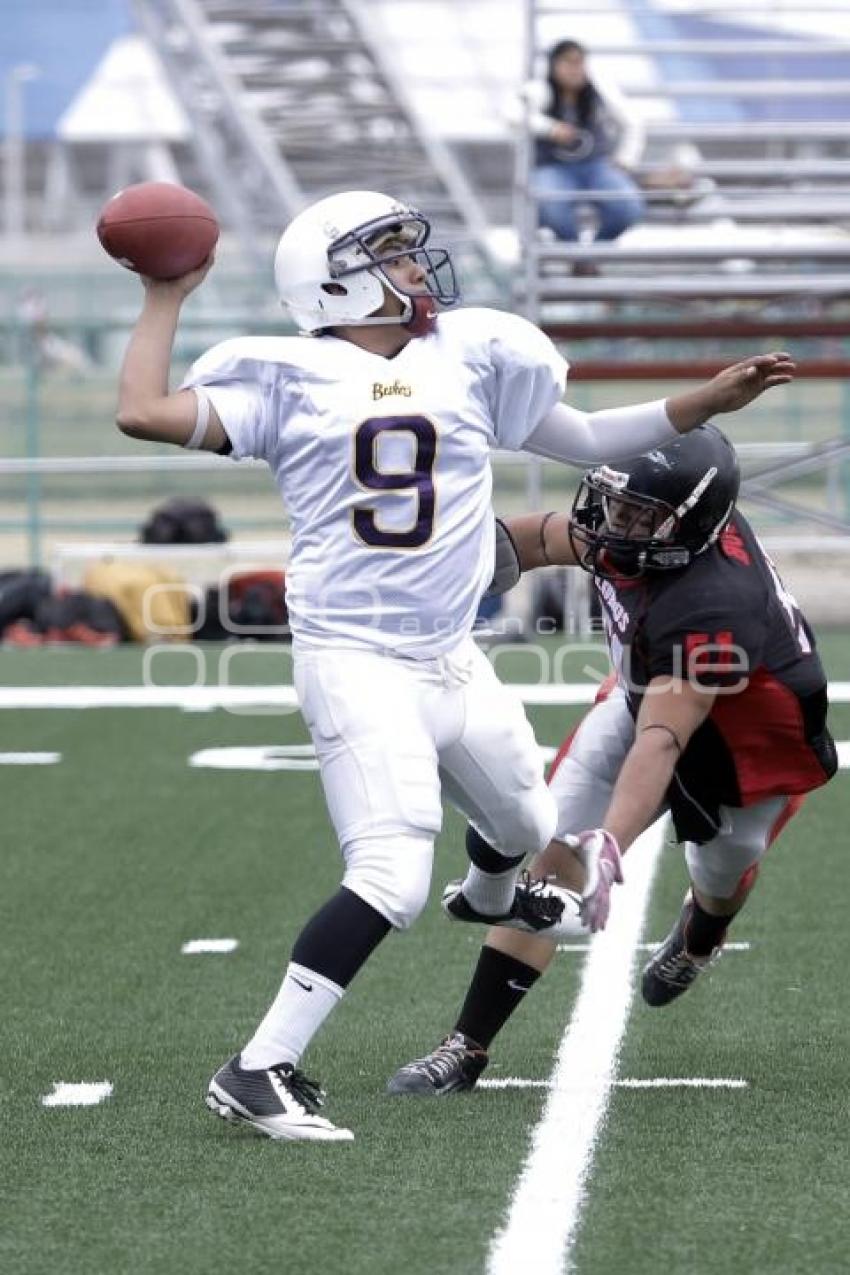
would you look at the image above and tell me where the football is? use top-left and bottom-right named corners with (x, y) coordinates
top-left (96, 181), bottom-right (219, 280)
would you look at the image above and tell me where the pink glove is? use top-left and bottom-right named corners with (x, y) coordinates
top-left (566, 829), bottom-right (624, 932)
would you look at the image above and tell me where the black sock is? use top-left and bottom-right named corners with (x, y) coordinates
top-left (291, 886), bottom-right (392, 988)
top-left (685, 895), bottom-right (736, 957)
top-left (455, 945), bottom-right (542, 1050)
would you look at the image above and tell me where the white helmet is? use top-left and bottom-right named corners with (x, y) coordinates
top-left (273, 190), bottom-right (459, 334)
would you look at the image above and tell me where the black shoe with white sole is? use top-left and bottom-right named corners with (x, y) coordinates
top-left (442, 871), bottom-right (585, 939)
top-left (386, 1032), bottom-right (489, 1096)
top-left (206, 1055), bottom-right (354, 1142)
top-left (641, 899), bottom-right (721, 1008)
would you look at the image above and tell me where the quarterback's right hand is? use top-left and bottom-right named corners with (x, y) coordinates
top-left (142, 251), bottom-right (216, 299)
top-left (565, 829), bottom-right (624, 933)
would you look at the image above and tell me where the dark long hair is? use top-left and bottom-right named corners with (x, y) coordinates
top-left (545, 39), bottom-right (601, 127)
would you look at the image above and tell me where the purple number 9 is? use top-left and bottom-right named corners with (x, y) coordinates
top-left (352, 416), bottom-right (437, 548)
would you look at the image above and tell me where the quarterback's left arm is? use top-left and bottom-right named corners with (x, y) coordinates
top-left (523, 353), bottom-right (795, 464)
top-left (574, 677), bottom-right (716, 931)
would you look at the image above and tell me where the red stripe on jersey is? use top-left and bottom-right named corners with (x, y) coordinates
top-left (548, 673), bottom-right (618, 783)
top-left (710, 669), bottom-right (830, 803)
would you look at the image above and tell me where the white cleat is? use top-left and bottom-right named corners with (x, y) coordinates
top-left (206, 1055), bottom-right (354, 1143)
top-left (442, 871), bottom-right (586, 940)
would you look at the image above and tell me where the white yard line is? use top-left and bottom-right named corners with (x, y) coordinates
top-left (557, 940), bottom-right (752, 953)
top-left (1, 682), bottom-right (850, 710)
top-left (0, 752), bottom-right (60, 764)
top-left (188, 745), bottom-right (319, 771)
top-left (181, 938), bottom-right (239, 954)
top-left (617, 1078), bottom-right (748, 1089)
top-left (0, 686), bottom-right (302, 710)
top-left (479, 1077), bottom-right (748, 1091)
top-left (487, 819), bottom-right (666, 1275)
top-left (41, 1081), bottom-right (113, 1107)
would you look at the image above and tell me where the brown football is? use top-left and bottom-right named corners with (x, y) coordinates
top-left (96, 182), bottom-right (219, 279)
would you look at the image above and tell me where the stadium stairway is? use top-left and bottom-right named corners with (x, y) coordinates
top-left (132, 0), bottom-right (502, 287)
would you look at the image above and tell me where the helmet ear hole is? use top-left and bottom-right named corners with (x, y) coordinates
top-left (321, 282), bottom-right (347, 297)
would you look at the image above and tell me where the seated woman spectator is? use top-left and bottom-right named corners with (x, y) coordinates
top-left (525, 39), bottom-right (645, 249)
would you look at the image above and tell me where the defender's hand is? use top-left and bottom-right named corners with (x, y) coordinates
top-left (565, 829), bottom-right (624, 933)
top-left (707, 352), bottom-right (795, 413)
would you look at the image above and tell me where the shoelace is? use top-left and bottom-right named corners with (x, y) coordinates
top-left (515, 872), bottom-right (565, 924)
top-left (408, 1037), bottom-right (470, 1083)
top-left (269, 1065), bottom-right (326, 1113)
top-left (655, 949), bottom-right (703, 986)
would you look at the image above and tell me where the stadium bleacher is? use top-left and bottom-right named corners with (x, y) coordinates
top-left (2, 0), bottom-right (850, 581)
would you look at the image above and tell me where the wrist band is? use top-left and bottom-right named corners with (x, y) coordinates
top-left (184, 388), bottom-right (210, 450)
top-left (539, 510), bottom-right (557, 564)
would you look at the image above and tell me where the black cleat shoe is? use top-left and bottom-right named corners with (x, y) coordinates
top-left (386, 1032), bottom-right (489, 1096)
top-left (206, 1054), bottom-right (353, 1141)
top-left (641, 897), bottom-right (721, 1008)
top-left (442, 871), bottom-right (584, 939)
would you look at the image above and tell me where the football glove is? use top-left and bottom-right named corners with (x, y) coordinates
top-left (565, 829), bottom-right (624, 933)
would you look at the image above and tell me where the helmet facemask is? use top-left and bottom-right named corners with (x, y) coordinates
top-left (569, 471), bottom-right (691, 579)
top-left (326, 210), bottom-right (459, 331)
top-left (569, 428), bottom-right (740, 580)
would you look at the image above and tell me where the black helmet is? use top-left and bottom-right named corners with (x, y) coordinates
top-left (569, 424), bottom-right (740, 579)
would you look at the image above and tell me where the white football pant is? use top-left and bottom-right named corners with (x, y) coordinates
top-left (294, 638), bottom-right (556, 929)
top-left (549, 685), bottom-right (800, 899)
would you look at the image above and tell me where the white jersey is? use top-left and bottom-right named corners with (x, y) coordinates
top-left (182, 307), bottom-right (567, 657)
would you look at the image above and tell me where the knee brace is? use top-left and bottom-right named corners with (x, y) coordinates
top-left (341, 834), bottom-right (434, 931)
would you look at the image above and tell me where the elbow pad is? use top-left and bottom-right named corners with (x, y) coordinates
top-left (485, 518), bottom-right (522, 597)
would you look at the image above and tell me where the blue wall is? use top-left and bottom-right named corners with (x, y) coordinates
top-left (0, 1), bottom-right (134, 139)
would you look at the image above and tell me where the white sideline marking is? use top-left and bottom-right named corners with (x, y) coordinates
top-left (181, 938), bottom-right (239, 954)
top-left (189, 745), bottom-right (318, 771)
top-left (487, 819), bottom-right (666, 1275)
top-left (42, 1081), bottom-right (113, 1107)
top-left (557, 940), bottom-right (752, 953)
top-left (479, 1077), bottom-right (748, 1091)
top-left (1, 683), bottom-right (850, 710)
top-left (837, 740), bottom-right (850, 768)
top-left (0, 751), bottom-right (60, 764)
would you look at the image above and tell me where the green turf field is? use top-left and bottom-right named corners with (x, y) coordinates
top-left (1, 638), bottom-right (848, 1275)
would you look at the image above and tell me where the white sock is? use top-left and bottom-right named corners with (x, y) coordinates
top-left (239, 962), bottom-right (344, 1071)
top-left (460, 862), bottom-right (523, 916)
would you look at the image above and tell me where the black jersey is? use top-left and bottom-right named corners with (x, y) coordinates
top-left (594, 513), bottom-right (837, 843)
